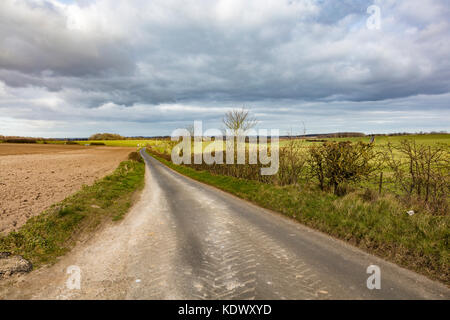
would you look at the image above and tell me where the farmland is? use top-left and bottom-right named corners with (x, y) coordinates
top-left (288, 134), bottom-right (450, 146)
top-left (0, 133), bottom-right (448, 285)
top-left (74, 139), bottom-right (166, 147)
top-left (78, 133), bottom-right (450, 149)
top-left (0, 144), bottom-right (134, 235)
top-left (0, 143), bottom-right (91, 156)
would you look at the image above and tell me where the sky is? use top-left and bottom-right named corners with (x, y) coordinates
top-left (0, 0), bottom-right (449, 138)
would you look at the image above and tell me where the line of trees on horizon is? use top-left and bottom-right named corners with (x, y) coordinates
top-left (1, 130), bottom-right (448, 142)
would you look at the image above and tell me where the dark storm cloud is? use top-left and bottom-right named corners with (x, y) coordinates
top-left (0, 0), bottom-right (449, 137)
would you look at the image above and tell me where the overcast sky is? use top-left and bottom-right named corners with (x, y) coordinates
top-left (0, 0), bottom-right (449, 138)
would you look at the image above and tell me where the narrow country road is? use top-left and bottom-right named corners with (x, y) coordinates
top-left (1, 149), bottom-right (449, 299)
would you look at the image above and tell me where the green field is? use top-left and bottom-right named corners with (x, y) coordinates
top-left (278, 134), bottom-right (450, 147)
top-left (69, 133), bottom-right (450, 148)
top-left (79, 139), bottom-right (163, 147)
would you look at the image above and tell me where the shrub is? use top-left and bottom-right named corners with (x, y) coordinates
top-left (89, 133), bottom-right (124, 140)
top-left (362, 188), bottom-right (378, 202)
top-left (4, 138), bottom-right (37, 143)
top-left (308, 141), bottom-right (377, 195)
top-left (65, 141), bottom-right (79, 145)
top-left (384, 140), bottom-right (449, 215)
top-left (89, 142), bottom-right (106, 146)
top-left (277, 138), bottom-right (306, 185)
top-left (128, 151), bottom-right (143, 162)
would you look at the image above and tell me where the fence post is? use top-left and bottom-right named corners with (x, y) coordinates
top-left (378, 172), bottom-right (383, 194)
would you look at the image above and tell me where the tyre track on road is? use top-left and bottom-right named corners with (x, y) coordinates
top-left (144, 155), bottom-right (332, 300)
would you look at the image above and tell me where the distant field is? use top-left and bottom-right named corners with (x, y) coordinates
top-left (2, 133), bottom-right (449, 149)
top-left (80, 134), bottom-right (450, 148)
top-left (67, 134), bottom-right (449, 158)
top-left (75, 139), bottom-right (165, 147)
top-left (0, 143), bottom-right (87, 156)
top-left (312, 134), bottom-right (450, 146)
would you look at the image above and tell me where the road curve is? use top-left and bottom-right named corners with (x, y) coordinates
top-left (1, 149), bottom-right (448, 299)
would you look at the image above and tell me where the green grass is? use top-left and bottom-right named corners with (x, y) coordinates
top-left (313, 134), bottom-right (450, 146)
top-left (0, 160), bottom-right (145, 267)
top-left (147, 149), bottom-right (449, 285)
top-left (70, 134), bottom-right (449, 154)
top-left (9, 133), bottom-right (450, 148)
top-left (278, 133), bottom-right (450, 147)
top-left (75, 139), bottom-right (166, 147)
top-left (41, 139), bottom-right (167, 148)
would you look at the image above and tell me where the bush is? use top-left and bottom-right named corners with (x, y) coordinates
top-left (4, 138), bottom-right (37, 143)
top-left (362, 188), bottom-right (378, 202)
top-left (128, 151), bottom-right (143, 162)
top-left (384, 140), bottom-right (449, 215)
top-left (89, 133), bottom-right (124, 140)
top-left (277, 138), bottom-right (306, 185)
top-left (89, 142), bottom-right (106, 146)
top-left (308, 141), bottom-right (378, 195)
top-left (65, 141), bottom-right (79, 145)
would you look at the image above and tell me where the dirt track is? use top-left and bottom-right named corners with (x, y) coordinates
top-left (0, 144), bottom-right (133, 234)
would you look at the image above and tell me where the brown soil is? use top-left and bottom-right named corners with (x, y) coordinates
top-left (0, 144), bottom-right (134, 235)
top-left (0, 143), bottom-right (89, 156)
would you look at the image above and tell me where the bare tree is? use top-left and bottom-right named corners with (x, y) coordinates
top-left (223, 108), bottom-right (258, 136)
top-left (185, 124), bottom-right (195, 137)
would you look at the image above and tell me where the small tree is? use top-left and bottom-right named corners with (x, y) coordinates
top-left (223, 108), bottom-right (258, 136)
top-left (308, 141), bottom-right (377, 195)
top-left (89, 133), bottom-right (124, 140)
top-left (223, 108), bottom-right (258, 164)
top-left (185, 124), bottom-right (195, 138)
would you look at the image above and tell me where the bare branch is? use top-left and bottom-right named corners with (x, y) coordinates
top-left (222, 108), bottom-right (258, 135)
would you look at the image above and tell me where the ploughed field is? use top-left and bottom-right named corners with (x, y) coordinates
top-left (0, 144), bottom-right (134, 235)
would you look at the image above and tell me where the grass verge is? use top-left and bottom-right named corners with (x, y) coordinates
top-left (147, 150), bottom-right (449, 285)
top-left (0, 160), bottom-right (145, 267)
